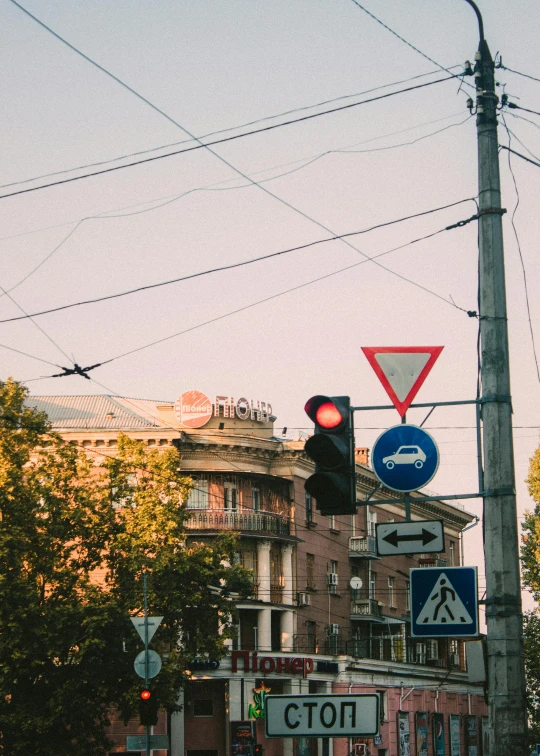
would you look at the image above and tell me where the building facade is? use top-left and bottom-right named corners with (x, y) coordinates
top-left (27, 392), bottom-right (487, 756)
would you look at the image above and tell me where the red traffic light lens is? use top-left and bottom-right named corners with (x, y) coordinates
top-left (140, 689), bottom-right (152, 701)
top-left (315, 401), bottom-right (342, 429)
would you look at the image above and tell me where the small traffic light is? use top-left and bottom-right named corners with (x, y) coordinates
top-left (253, 745), bottom-right (263, 756)
top-left (139, 688), bottom-right (159, 726)
top-left (304, 395), bottom-right (356, 516)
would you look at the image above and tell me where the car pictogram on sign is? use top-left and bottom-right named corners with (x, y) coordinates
top-left (382, 445), bottom-right (426, 470)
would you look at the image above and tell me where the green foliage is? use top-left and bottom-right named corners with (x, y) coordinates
top-left (524, 611), bottom-right (540, 747)
top-left (521, 445), bottom-right (540, 601)
top-left (521, 445), bottom-right (540, 746)
top-left (0, 379), bottom-right (252, 755)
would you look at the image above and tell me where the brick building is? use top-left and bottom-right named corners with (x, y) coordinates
top-left (27, 391), bottom-right (487, 756)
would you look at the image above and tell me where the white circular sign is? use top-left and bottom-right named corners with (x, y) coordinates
top-left (134, 649), bottom-right (162, 679)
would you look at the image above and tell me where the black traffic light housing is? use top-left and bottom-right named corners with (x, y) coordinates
top-left (139, 688), bottom-right (159, 726)
top-left (304, 395), bottom-right (356, 516)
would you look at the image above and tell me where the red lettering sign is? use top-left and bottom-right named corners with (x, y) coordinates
top-left (231, 651), bottom-right (313, 677)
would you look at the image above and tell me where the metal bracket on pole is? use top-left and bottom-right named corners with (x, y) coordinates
top-left (144, 572), bottom-right (150, 756)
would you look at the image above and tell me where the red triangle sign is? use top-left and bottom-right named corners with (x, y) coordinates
top-left (362, 346), bottom-right (443, 417)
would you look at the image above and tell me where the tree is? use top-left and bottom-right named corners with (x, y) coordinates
top-left (0, 378), bottom-right (252, 755)
top-left (521, 443), bottom-right (540, 601)
top-left (520, 443), bottom-right (540, 746)
top-left (523, 611), bottom-right (540, 747)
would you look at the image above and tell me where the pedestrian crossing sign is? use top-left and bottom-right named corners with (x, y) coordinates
top-left (410, 566), bottom-right (478, 637)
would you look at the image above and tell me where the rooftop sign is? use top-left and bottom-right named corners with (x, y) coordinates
top-left (174, 390), bottom-right (272, 428)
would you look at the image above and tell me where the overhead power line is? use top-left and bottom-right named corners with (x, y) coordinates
top-left (499, 146), bottom-right (540, 169)
top-left (500, 64), bottom-right (540, 84)
top-left (0, 73), bottom-right (460, 201)
top-left (347, 0), bottom-right (474, 90)
top-left (1, 113), bottom-right (471, 297)
top-left (24, 201), bottom-right (475, 375)
top-left (0, 199), bottom-right (474, 324)
top-left (0, 68), bottom-right (465, 192)
top-left (0, 109), bottom-right (471, 244)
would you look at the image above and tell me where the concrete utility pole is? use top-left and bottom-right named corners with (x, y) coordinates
top-left (465, 1), bottom-right (529, 752)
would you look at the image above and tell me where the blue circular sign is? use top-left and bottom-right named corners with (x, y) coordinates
top-left (371, 424), bottom-right (439, 492)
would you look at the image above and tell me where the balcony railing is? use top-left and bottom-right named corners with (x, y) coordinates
top-left (348, 535), bottom-right (378, 559)
top-left (184, 509), bottom-right (290, 536)
top-left (350, 598), bottom-right (383, 620)
top-left (291, 634), bottom-right (463, 670)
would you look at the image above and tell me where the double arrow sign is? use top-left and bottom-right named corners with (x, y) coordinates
top-left (375, 520), bottom-right (444, 556)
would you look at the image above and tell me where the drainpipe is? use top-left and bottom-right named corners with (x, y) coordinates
top-left (434, 689), bottom-right (439, 713)
top-left (460, 515), bottom-right (479, 566)
top-left (400, 683), bottom-right (415, 709)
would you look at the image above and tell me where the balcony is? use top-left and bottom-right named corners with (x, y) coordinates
top-left (290, 635), bottom-right (464, 671)
top-left (348, 535), bottom-right (379, 559)
top-left (350, 598), bottom-right (384, 622)
top-left (184, 509), bottom-right (290, 536)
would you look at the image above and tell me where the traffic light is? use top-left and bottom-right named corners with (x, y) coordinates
top-left (253, 745), bottom-right (263, 756)
top-left (139, 688), bottom-right (159, 726)
top-left (304, 395), bottom-right (356, 516)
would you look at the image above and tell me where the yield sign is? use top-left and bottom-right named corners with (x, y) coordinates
top-left (130, 615), bottom-right (163, 644)
top-left (361, 346), bottom-right (443, 417)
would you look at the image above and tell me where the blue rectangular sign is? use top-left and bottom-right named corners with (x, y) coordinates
top-left (410, 566), bottom-right (478, 637)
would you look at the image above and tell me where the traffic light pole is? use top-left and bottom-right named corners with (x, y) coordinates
top-left (465, 1), bottom-right (528, 752)
top-left (143, 572), bottom-right (150, 756)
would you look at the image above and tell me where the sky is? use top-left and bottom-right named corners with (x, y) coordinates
top-left (1, 0), bottom-right (540, 616)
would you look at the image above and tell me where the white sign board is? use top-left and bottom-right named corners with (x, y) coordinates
top-left (376, 520), bottom-right (444, 556)
top-left (131, 616), bottom-right (163, 644)
top-left (126, 734), bottom-right (169, 750)
top-left (265, 694), bottom-right (379, 738)
top-left (134, 649), bottom-right (162, 679)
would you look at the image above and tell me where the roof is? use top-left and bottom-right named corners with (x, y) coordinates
top-left (26, 395), bottom-right (172, 430)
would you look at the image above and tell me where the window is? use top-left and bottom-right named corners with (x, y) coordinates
top-left (328, 514), bottom-right (336, 530)
top-left (306, 553), bottom-right (315, 589)
top-left (193, 700), bottom-right (214, 717)
top-left (369, 569), bottom-right (377, 599)
top-left (367, 508), bottom-right (377, 536)
top-left (237, 550), bottom-right (257, 585)
top-left (388, 577), bottom-right (395, 607)
top-left (306, 620), bottom-right (317, 653)
top-left (377, 690), bottom-right (387, 723)
top-left (427, 639), bottom-right (439, 660)
top-left (252, 487), bottom-right (261, 512)
top-left (224, 483), bottom-right (238, 511)
top-left (305, 491), bottom-right (313, 522)
top-left (331, 560), bottom-right (338, 575)
top-left (405, 581), bottom-right (411, 611)
top-left (185, 479), bottom-right (209, 509)
top-left (449, 541), bottom-right (455, 566)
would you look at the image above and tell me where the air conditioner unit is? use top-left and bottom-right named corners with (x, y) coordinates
top-left (450, 653), bottom-right (460, 667)
top-left (327, 572), bottom-right (339, 586)
top-left (327, 624), bottom-right (340, 635)
top-left (297, 592), bottom-right (311, 606)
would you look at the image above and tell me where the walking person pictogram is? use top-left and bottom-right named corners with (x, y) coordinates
top-left (416, 573), bottom-right (473, 626)
top-left (431, 579), bottom-right (456, 622)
